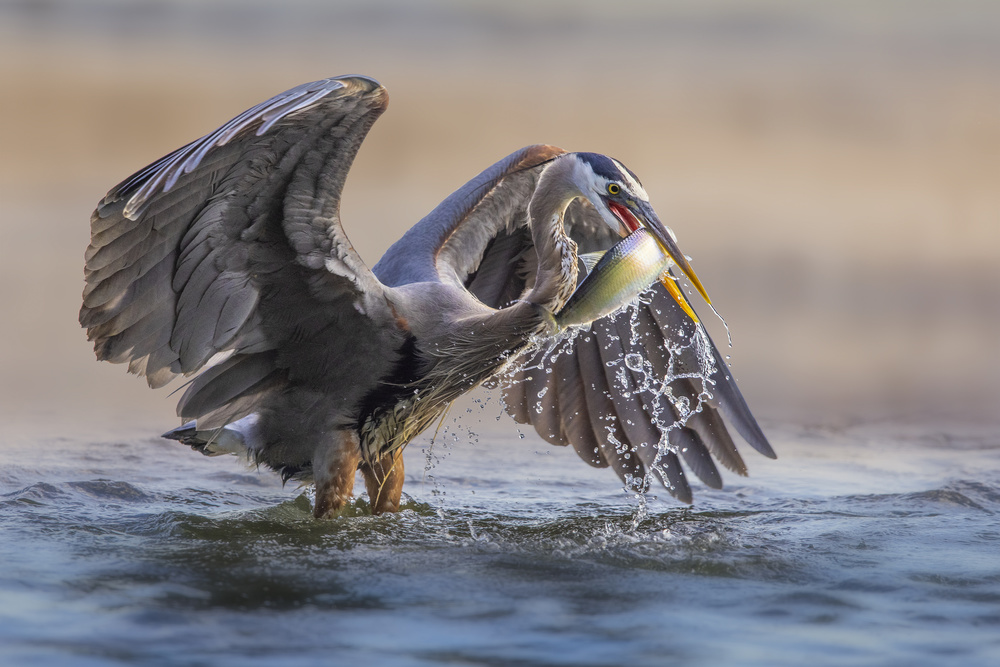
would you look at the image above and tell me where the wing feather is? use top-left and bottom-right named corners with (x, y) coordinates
top-left (524, 346), bottom-right (565, 447)
top-left (628, 302), bottom-right (748, 476)
top-left (596, 307), bottom-right (725, 498)
top-left (176, 353), bottom-right (281, 425)
top-left (685, 409), bottom-right (744, 478)
top-left (591, 319), bottom-right (663, 485)
top-left (655, 451), bottom-right (693, 504)
top-left (671, 427), bottom-right (724, 490)
top-left (552, 346), bottom-right (608, 467)
top-left (81, 76), bottom-right (402, 431)
top-left (646, 288), bottom-right (775, 459)
top-left (374, 144), bottom-right (564, 288)
top-left (573, 329), bottom-right (647, 489)
top-left (503, 281), bottom-right (771, 501)
top-left (82, 275), bottom-right (174, 336)
top-left (500, 371), bottom-right (531, 425)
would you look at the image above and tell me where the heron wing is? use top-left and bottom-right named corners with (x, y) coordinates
top-left (368, 143), bottom-right (772, 501)
top-left (506, 280), bottom-right (775, 501)
top-left (80, 76), bottom-right (403, 428)
top-left (375, 144), bottom-right (558, 287)
top-left (374, 144), bottom-right (619, 305)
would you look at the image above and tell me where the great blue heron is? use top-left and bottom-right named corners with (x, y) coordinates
top-left (80, 75), bottom-right (774, 518)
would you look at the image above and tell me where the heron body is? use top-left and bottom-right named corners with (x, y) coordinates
top-left (80, 75), bottom-right (774, 518)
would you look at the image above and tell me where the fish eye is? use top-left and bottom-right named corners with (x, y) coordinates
top-left (607, 183), bottom-right (621, 196)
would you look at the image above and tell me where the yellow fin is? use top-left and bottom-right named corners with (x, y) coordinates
top-left (659, 272), bottom-right (699, 323)
top-left (578, 251), bottom-right (605, 275)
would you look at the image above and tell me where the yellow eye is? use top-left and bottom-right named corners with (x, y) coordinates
top-left (607, 183), bottom-right (621, 195)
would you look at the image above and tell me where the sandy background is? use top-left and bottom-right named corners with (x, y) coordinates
top-left (1, 0), bottom-right (998, 439)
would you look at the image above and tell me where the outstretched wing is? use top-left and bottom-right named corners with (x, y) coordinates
top-left (503, 284), bottom-right (775, 502)
top-left (80, 76), bottom-right (403, 428)
top-left (374, 144), bottom-right (619, 296)
top-left (374, 144), bottom-right (773, 502)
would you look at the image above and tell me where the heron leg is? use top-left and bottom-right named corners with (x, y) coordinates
top-left (312, 430), bottom-right (361, 519)
top-left (360, 449), bottom-right (405, 515)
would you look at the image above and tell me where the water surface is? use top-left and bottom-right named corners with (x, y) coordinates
top-left (2, 418), bottom-right (998, 666)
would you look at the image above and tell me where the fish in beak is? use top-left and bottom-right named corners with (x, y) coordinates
top-left (556, 227), bottom-right (699, 328)
top-left (606, 197), bottom-right (710, 322)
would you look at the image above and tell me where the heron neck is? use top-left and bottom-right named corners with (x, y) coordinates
top-left (525, 159), bottom-right (579, 312)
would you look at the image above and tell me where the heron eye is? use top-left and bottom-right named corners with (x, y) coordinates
top-left (607, 183), bottom-right (621, 195)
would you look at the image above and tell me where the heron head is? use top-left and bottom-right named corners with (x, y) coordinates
top-left (569, 152), bottom-right (712, 305)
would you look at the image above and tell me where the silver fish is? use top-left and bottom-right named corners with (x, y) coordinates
top-left (555, 227), bottom-right (700, 329)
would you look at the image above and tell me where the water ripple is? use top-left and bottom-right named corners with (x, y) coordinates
top-left (1, 426), bottom-right (999, 665)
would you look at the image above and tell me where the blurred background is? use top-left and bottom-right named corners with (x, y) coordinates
top-left (1, 0), bottom-right (998, 439)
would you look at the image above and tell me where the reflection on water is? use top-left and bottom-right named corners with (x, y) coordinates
top-left (1, 420), bottom-right (998, 666)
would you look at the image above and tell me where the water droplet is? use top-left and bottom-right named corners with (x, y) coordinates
top-left (624, 353), bottom-right (644, 371)
top-left (674, 396), bottom-right (690, 417)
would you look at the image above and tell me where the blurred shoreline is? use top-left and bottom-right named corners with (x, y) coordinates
top-left (1, 0), bottom-right (998, 437)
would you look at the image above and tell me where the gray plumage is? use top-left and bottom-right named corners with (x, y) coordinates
top-left (80, 75), bottom-right (775, 516)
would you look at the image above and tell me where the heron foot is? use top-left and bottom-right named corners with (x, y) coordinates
top-left (360, 449), bottom-right (405, 515)
top-left (312, 431), bottom-right (362, 519)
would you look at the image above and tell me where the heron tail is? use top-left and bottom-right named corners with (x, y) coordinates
top-left (162, 414), bottom-right (260, 457)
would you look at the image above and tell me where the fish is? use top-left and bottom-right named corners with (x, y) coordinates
top-left (555, 227), bottom-right (700, 329)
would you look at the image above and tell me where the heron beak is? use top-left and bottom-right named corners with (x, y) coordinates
top-left (609, 199), bottom-right (713, 310)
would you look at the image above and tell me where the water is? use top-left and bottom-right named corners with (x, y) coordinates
top-left (2, 418), bottom-right (998, 666)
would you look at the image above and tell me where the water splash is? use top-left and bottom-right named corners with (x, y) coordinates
top-left (494, 287), bottom-right (722, 500)
top-left (707, 301), bottom-right (734, 348)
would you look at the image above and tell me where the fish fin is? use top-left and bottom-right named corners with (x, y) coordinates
top-left (578, 251), bottom-right (605, 275)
